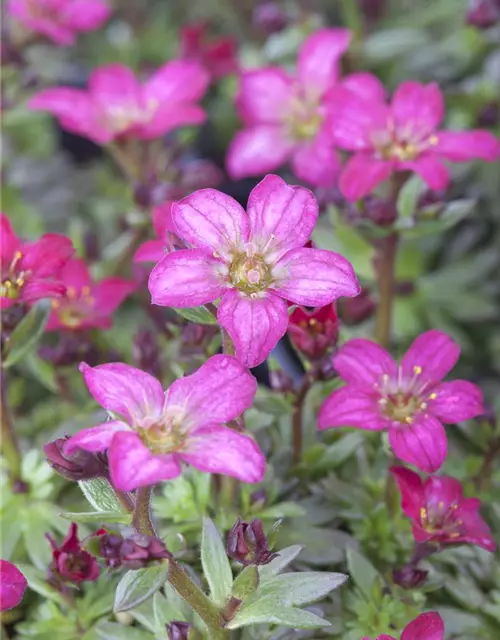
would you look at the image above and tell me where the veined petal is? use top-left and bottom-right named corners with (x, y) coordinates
top-left (64, 420), bottom-right (130, 456)
top-left (143, 60), bottom-right (209, 105)
top-left (272, 247), bottom-right (360, 305)
top-left (333, 338), bottom-right (397, 386)
top-left (236, 68), bottom-right (294, 124)
top-left (318, 385), bottom-right (387, 431)
top-left (181, 425), bottom-right (265, 483)
top-left (429, 380), bottom-right (484, 423)
top-left (217, 290), bottom-right (289, 368)
top-left (339, 153), bottom-right (393, 201)
top-left (79, 362), bottom-right (165, 424)
top-left (389, 415), bottom-right (447, 472)
top-left (435, 130), bottom-right (500, 162)
top-left (391, 81), bottom-right (444, 137)
top-left (148, 249), bottom-right (227, 307)
top-left (226, 126), bottom-right (293, 181)
top-left (297, 28), bottom-right (351, 94)
top-left (290, 133), bottom-right (342, 187)
top-left (401, 612), bottom-right (444, 640)
top-left (401, 330), bottom-right (460, 387)
top-left (399, 155), bottom-right (449, 191)
top-left (389, 466), bottom-right (424, 521)
top-left (165, 354), bottom-right (257, 428)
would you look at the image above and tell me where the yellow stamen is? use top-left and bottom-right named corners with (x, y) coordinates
top-left (413, 365), bottom-right (422, 375)
top-left (429, 392), bottom-right (437, 400)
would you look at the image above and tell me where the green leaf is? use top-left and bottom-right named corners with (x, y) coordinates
top-left (2, 300), bottom-right (51, 368)
top-left (232, 565), bottom-right (259, 600)
top-left (346, 547), bottom-right (380, 599)
top-left (79, 478), bottom-right (125, 512)
top-left (246, 571), bottom-right (347, 608)
top-left (59, 510), bottom-right (131, 524)
top-left (96, 622), bottom-right (153, 640)
top-left (402, 199), bottom-right (475, 238)
top-left (258, 545), bottom-right (303, 580)
top-left (226, 601), bottom-right (330, 630)
top-left (173, 306), bottom-right (217, 325)
top-left (114, 562), bottom-right (169, 613)
top-left (396, 175), bottom-right (426, 220)
top-left (200, 517), bottom-right (233, 606)
top-left (16, 564), bottom-right (66, 605)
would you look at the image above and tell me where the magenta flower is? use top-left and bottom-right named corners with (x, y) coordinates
top-left (29, 61), bottom-right (209, 145)
top-left (362, 612), bottom-right (444, 640)
top-left (0, 560), bottom-right (27, 612)
top-left (391, 466), bottom-right (496, 551)
top-left (328, 76), bottom-right (500, 201)
top-left (7, 0), bottom-right (111, 46)
top-left (47, 258), bottom-right (135, 331)
top-left (134, 202), bottom-right (176, 264)
top-left (1, 213), bottom-right (74, 309)
top-left (64, 355), bottom-right (265, 491)
top-left (148, 175), bottom-right (360, 368)
top-left (47, 523), bottom-right (100, 584)
top-left (318, 330), bottom-right (484, 472)
top-left (288, 303), bottom-right (339, 360)
top-left (226, 28), bottom-right (351, 186)
top-left (179, 21), bottom-right (238, 80)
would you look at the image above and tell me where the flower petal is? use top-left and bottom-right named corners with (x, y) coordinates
top-left (236, 68), bottom-right (294, 124)
top-left (429, 380), bottom-right (484, 423)
top-left (339, 153), bottom-right (393, 201)
top-left (57, 258), bottom-right (91, 290)
top-left (153, 201), bottom-right (175, 237)
top-left (400, 155), bottom-right (449, 191)
top-left (64, 420), bottom-right (130, 456)
top-left (109, 431), bottom-right (182, 491)
top-left (424, 475), bottom-right (463, 513)
top-left (391, 82), bottom-right (444, 137)
top-left (272, 247), bottom-right (360, 305)
top-left (79, 362), bottom-right (165, 423)
top-left (92, 278), bottom-right (135, 315)
top-left (148, 249), bottom-right (226, 307)
top-left (340, 71), bottom-right (387, 102)
top-left (181, 425), bottom-right (265, 483)
top-left (0, 213), bottom-right (20, 266)
top-left (138, 102), bottom-right (206, 138)
top-left (0, 560), bottom-right (27, 612)
top-left (401, 330), bottom-right (460, 388)
top-left (21, 234), bottom-right (74, 278)
top-left (165, 354), bottom-right (256, 428)
top-left (328, 90), bottom-right (389, 151)
top-left (389, 415), bottom-right (447, 472)
top-left (133, 239), bottom-right (166, 263)
top-left (61, 0), bottom-right (111, 31)
top-left (217, 290), bottom-right (289, 368)
top-left (226, 126), bottom-right (293, 180)
top-left (143, 60), bottom-right (209, 105)
top-left (318, 385), bottom-right (387, 431)
top-left (390, 466), bottom-right (424, 521)
top-left (290, 132), bottom-right (342, 187)
top-left (297, 28), bottom-right (351, 94)
top-left (435, 130), bottom-right (500, 162)
top-left (401, 612), bottom-right (444, 640)
top-left (454, 501), bottom-right (496, 552)
top-left (88, 64), bottom-right (140, 114)
top-left (333, 338), bottom-right (397, 386)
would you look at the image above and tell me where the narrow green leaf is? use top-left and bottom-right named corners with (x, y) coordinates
top-left (396, 174), bottom-right (426, 220)
top-left (114, 563), bottom-right (169, 613)
top-left (200, 517), bottom-right (233, 606)
top-left (226, 601), bottom-right (330, 630)
top-left (172, 306), bottom-right (217, 325)
top-left (258, 545), bottom-right (303, 580)
top-left (59, 510), bottom-right (131, 524)
top-left (346, 547), bottom-right (380, 599)
top-left (3, 300), bottom-right (51, 368)
top-left (79, 478), bottom-right (125, 512)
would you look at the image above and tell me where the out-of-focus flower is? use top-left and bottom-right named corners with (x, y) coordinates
top-left (179, 21), bottom-right (238, 80)
top-left (149, 175), bottom-right (360, 367)
top-left (0, 560), bottom-right (27, 611)
top-left (7, 0), bottom-right (111, 46)
top-left (133, 328), bottom-right (162, 378)
top-left (29, 62), bottom-right (209, 144)
top-left (167, 622), bottom-right (192, 640)
top-left (63, 355), bottom-right (265, 491)
top-left (328, 77), bottom-right (500, 200)
top-left (362, 611), bottom-right (445, 640)
top-left (339, 287), bottom-right (375, 325)
top-left (227, 29), bottom-right (351, 186)
top-left (319, 330), bottom-right (484, 472)
top-left (466, 0), bottom-right (500, 28)
top-left (99, 532), bottom-right (169, 570)
top-left (134, 202), bottom-right (176, 264)
top-left (288, 304), bottom-right (339, 360)
top-left (1, 213), bottom-right (74, 309)
top-left (227, 519), bottom-right (278, 566)
top-left (47, 523), bottom-right (100, 584)
top-left (47, 258), bottom-right (134, 331)
top-left (391, 466), bottom-right (496, 551)
top-left (392, 565), bottom-right (428, 589)
top-left (253, 2), bottom-right (288, 34)
top-left (43, 436), bottom-right (108, 481)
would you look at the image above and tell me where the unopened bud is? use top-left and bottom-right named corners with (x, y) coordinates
top-left (99, 532), bottom-right (169, 570)
top-left (227, 519), bottom-right (278, 566)
top-left (393, 566), bottom-right (428, 589)
top-left (43, 437), bottom-right (108, 482)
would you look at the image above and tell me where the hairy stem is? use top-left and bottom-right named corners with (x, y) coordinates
top-left (374, 232), bottom-right (398, 349)
top-left (292, 376), bottom-right (312, 463)
top-left (132, 485), bottom-right (156, 536)
top-left (0, 368), bottom-right (22, 485)
top-left (114, 489), bottom-right (135, 514)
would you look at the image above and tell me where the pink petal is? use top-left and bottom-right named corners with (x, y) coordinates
top-left (109, 431), bottom-right (182, 491)
top-left (400, 155), bottom-right (450, 191)
top-left (217, 290), bottom-right (289, 368)
top-left (236, 68), bottom-right (294, 124)
top-left (0, 560), bottom-right (27, 612)
top-left (89, 64), bottom-right (141, 114)
top-left (333, 338), bottom-right (397, 386)
top-left (153, 201), bottom-right (175, 237)
top-left (64, 420), bottom-right (130, 456)
top-left (138, 102), bottom-right (206, 138)
top-left (61, 0), bottom-right (111, 31)
top-left (401, 330), bottom-right (460, 388)
top-left (424, 475), bottom-right (463, 513)
top-left (272, 247), bottom-right (360, 305)
top-left (92, 278), bottom-right (135, 314)
top-left (79, 362), bottom-right (165, 424)
top-left (339, 71), bottom-right (387, 102)
top-left (389, 466), bottom-right (424, 521)
top-left (297, 28), bottom-right (351, 94)
top-left (20, 280), bottom-right (65, 304)
top-left (181, 425), bottom-right (265, 483)
top-left (391, 82), bottom-right (444, 137)
top-left (143, 60), bottom-right (209, 105)
top-left (328, 90), bottom-right (389, 151)
top-left (21, 234), bottom-right (74, 277)
top-left (165, 354), bottom-right (257, 428)
top-left (58, 258), bottom-right (92, 290)
top-left (226, 126), bottom-right (293, 180)
top-left (0, 213), bottom-right (20, 266)
top-left (318, 386), bottom-right (387, 431)
top-left (389, 415), bottom-right (447, 472)
top-left (339, 153), bottom-right (393, 201)
top-left (246, 175), bottom-right (318, 260)
top-left (455, 502), bottom-right (496, 552)
top-left (435, 130), bottom-right (500, 162)
top-left (401, 612), bottom-right (444, 640)
top-left (290, 131), bottom-right (342, 187)
top-left (133, 239), bottom-right (166, 263)
top-left (429, 380), bottom-right (484, 423)
top-left (148, 249), bottom-right (227, 307)
top-left (172, 189), bottom-right (249, 257)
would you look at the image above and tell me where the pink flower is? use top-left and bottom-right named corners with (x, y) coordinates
top-left (362, 612), bottom-right (445, 640)
top-left (0, 560), bottom-right (27, 612)
top-left (47, 258), bottom-right (135, 331)
top-left (318, 330), bottom-right (484, 472)
top-left (29, 61), bottom-right (209, 145)
top-left (391, 466), bottom-right (496, 551)
top-left (63, 355), bottom-right (265, 491)
top-left (148, 175), bottom-right (360, 368)
top-left (328, 77), bottom-right (500, 201)
top-left (179, 21), bottom-right (238, 80)
top-left (288, 303), bottom-right (339, 360)
top-left (226, 28), bottom-right (351, 186)
top-left (7, 0), bottom-right (111, 46)
top-left (134, 202), bottom-right (176, 264)
top-left (1, 213), bottom-right (74, 309)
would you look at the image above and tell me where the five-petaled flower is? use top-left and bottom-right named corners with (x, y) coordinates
top-left (227, 28), bottom-right (352, 185)
top-left (1, 213), bottom-right (74, 309)
top-left (47, 258), bottom-right (135, 331)
top-left (362, 611), bottom-right (445, 640)
top-left (148, 175), bottom-right (360, 367)
top-left (288, 303), bottom-right (339, 360)
top-left (318, 330), bottom-right (484, 472)
top-left (0, 560), bottom-right (27, 612)
top-left (47, 523), bottom-right (100, 584)
top-left (391, 466), bottom-right (496, 551)
top-left (63, 355), bottom-right (265, 491)
top-left (328, 76), bottom-right (500, 201)
top-left (7, 0), bottom-right (111, 47)
top-left (29, 61), bottom-right (209, 145)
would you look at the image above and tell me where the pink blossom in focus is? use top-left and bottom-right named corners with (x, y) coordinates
top-left (391, 466), bottom-right (496, 551)
top-left (148, 175), bottom-right (360, 368)
top-left (318, 330), bottom-right (484, 472)
top-left (361, 612), bottom-right (445, 640)
top-left (29, 62), bottom-right (209, 145)
top-left (63, 355), bottom-right (265, 491)
top-left (226, 28), bottom-right (351, 186)
top-left (1, 213), bottom-right (74, 309)
top-left (0, 560), bottom-right (27, 612)
top-left (47, 258), bottom-right (135, 331)
top-left (7, 0), bottom-right (111, 46)
top-left (179, 21), bottom-right (238, 80)
top-left (328, 76), bottom-right (500, 201)
top-left (134, 201), bottom-right (177, 264)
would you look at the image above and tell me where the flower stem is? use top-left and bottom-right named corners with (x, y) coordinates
top-left (132, 485), bottom-right (156, 536)
top-left (0, 368), bottom-right (22, 485)
top-left (292, 375), bottom-right (313, 463)
top-left (114, 489), bottom-right (135, 514)
top-left (374, 232), bottom-right (398, 349)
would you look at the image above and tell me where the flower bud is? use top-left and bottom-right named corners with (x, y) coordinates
top-left (99, 532), bottom-right (169, 570)
top-left (393, 566), bottom-right (428, 589)
top-left (466, 0), bottom-right (500, 28)
top-left (288, 304), bottom-right (339, 360)
top-left (339, 288), bottom-right (375, 325)
top-left (226, 519), bottom-right (278, 566)
top-left (47, 523), bottom-right (99, 584)
top-left (43, 437), bottom-right (108, 482)
top-left (167, 622), bottom-right (191, 640)
top-left (253, 2), bottom-right (288, 34)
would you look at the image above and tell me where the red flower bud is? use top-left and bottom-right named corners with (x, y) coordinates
top-left (99, 532), bottom-right (169, 570)
top-left (393, 566), bottom-right (429, 589)
top-left (288, 304), bottom-right (339, 360)
top-left (167, 621), bottom-right (192, 640)
top-left (43, 436), bottom-right (108, 482)
top-left (47, 523), bottom-right (99, 584)
top-left (466, 0), bottom-right (500, 28)
top-left (226, 519), bottom-right (278, 566)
